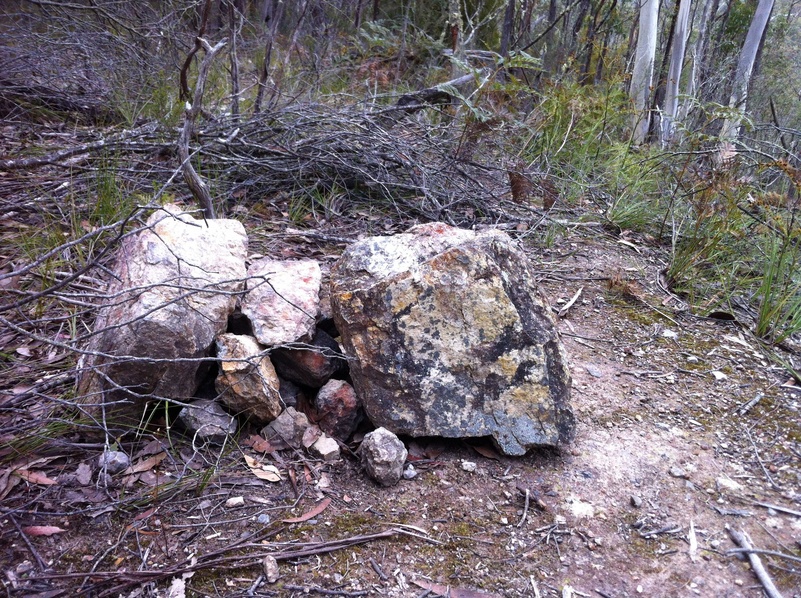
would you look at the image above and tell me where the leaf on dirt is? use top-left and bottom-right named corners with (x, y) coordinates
top-left (166, 577), bottom-right (186, 598)
top-left (470, 444), bottom-right (501, 461)
top-left (22, 525), bottom-right (66, 536)
top-left (722, 334), bottom-right (751, 348)
top-left (124, 451), bottom-right (167, 474)
top-left (133, 506), bottom-right (157, 522)
top-left (244, 454), bottom-right (282, 482)
top-left (710, 370), bottom-right (728, 381)
top-left (136, 439), bottom-right (167, 458)
top-left (0, 470), bottom-right (21, 500)
top-left (412, 579), bottom-right (502, 598)
top-left (15, 346), bottom-right (33, 357)
top-left (243, 434), bottom-right (276, 453)
top-left (15, 469), bottom-right (58, 486)
top-left (282, 497), bottom-right (331, 523)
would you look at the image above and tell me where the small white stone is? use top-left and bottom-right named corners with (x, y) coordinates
top-left (262, 556), bottom-right (280, 583)
top-left (225, 496), bottom-right (245, 508)
top-left (461, 460), bottom-right (477, 473)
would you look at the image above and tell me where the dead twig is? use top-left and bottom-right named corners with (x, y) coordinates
top-left (178, 37), bottom-right (226, 219)
top-left (744, 427), bottom-right (780, 490)
top-left (283, 585), bottom-right (368, 596)
top-left (726, 526), bottom-right (785, 598)
top-left (517, 488), bottom-right (530, 528)
top-left (727, 547), bottom-right (801, 565)
top-left (752, 501), bottom-right (801, 518)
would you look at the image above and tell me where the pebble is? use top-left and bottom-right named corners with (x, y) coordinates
top-left (669, 465), bottom-right (687, 478)
top-left (257, 513), bottom-right (271, 525)
top-left (461, 460), bottom-right (477, 473)
top-left (225, 496), bottom-right (245, 508)
top-left (585, 365), bottom-right (603, 378)
top-left (630, 495), bottom-right (643, 508)
top-left (98, 450), bottom-right (130, 475)
top-left (263, 556), bottom-right (280, 583)
top-left (403, 464), bottom-right (418, 480)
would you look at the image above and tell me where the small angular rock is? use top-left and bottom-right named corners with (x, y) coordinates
top-left (98, 450), bottom-right (130, 475)
top-left (360, 427), bottom-right (407, 487)
top-left (215, 333), bottom-right (282, 424)
top-left (261, 407), bottom-right (312, 448)
top-left (177, 399), bottom-right (237, 443)
top-left (314, 379), bottom-right (362, 441)
top-left (263, 556), bottom-right (280, 583)
top-left (310, 434), bottom-right (341, 461)
top-left (277, 378), bottom-right (304, 409)
top-left (242, 259), bottom-right (321, 345)
top-left (271, 328), bottom-right (346, 388)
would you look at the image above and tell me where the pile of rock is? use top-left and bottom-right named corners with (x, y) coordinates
top-left (78, 205), bottom-right (574, 486)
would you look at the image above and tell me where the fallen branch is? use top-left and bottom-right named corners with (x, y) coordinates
top-left (727, 526), bottom-right (784, 598)
top-left (178, 37), bottom-right (226, 219)
top-left (727, 548), bottom-right (801, 565)
top-left (27, 528), bottom-right (400, 597)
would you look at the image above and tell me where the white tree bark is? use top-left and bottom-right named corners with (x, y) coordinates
top-left (630, 0), bottom-right (660, 144)
top-left (719, 0), bottom-right (775, 140)
top-left (661, 0), bottom-right (692, 145)
top-left (680, 0), bottom-right (716, 133)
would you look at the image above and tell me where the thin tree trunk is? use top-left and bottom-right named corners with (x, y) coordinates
top-left (449, 0), bottom-right (464, 77)
top-left (661, 0), bottom-right (692, 144)
top-left (226, 0), bottom-right (240, 119)
top-left (500, 0), bottom-right (516, 57)
top-left (254, 0), bottom-right (284, 114)
top-left (681, 0), bottom-right (715, 129)
top-left (630, 0), bottom-right (660, 144)
top-left (720, 0), bottom-right (775, 140)
top-left (649, 0), bottom-right (679, 141)
top-left (354, 0), bottom-right (366, 28)
top-left (579, 0), bottom-right (607, 85)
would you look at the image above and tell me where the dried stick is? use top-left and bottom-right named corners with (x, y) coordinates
top-left (178, 37), bottom-right (226, 219)
top-left (727, 548), bottom-right (801, 565)
top-left (727, 526), bottom-right (784, 598)
top-left (179, 0), bottom-right (213, 101)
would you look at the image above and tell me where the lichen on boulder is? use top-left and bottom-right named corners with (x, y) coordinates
top-left (330, 222), bottom-right (574, 456)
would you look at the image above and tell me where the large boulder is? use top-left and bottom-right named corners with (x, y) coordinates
top-left (330, 222), bottom-right (574, 456)
top-left (77, 205), bottom-right (247, 419)
top-left (241, 259), bottom-right (321, 345)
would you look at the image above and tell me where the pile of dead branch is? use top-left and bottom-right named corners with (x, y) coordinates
top-left (194, 101), bottom-right (523, 224)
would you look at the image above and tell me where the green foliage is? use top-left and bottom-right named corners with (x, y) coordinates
top-left (754, 234), bottom-right (801, 344)
top-left (666, 153), bottom-right (801, 345)
top-left (521, 80), bottom-right (666, 230)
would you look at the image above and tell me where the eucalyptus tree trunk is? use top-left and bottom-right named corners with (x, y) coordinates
top-left (449, 0), bottom-right (464, 76)
top-left (719, 0), bottom-right (775, 140)
top-left (661, 0), bottom-right (692, 145)
top-left (500, 0), bottom-right (516, 57)
top-left (681, 0), bottom-right (716, 130)
top-left (630, 0), bottom-right (660, 144)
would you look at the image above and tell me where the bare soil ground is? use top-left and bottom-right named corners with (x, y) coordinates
top-left (2, 219), bottom-right (801, 598)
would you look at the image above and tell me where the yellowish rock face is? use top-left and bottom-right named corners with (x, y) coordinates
top-left (331, 222), bottom-right (573, 456)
